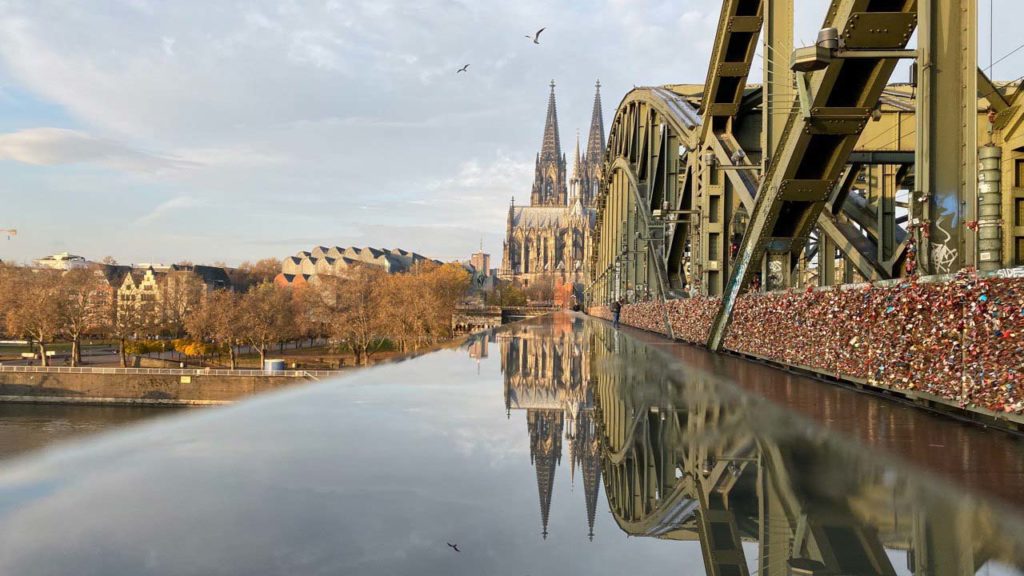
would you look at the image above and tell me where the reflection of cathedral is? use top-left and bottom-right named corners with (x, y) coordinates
top-left (499, 81), bottom-right (603, 288)
top-left (500, 316), bottom-right (601, 539)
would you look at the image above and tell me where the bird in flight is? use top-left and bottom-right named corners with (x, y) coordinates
top-left (447, 542), bottom-right (460, 552)
top-left (457, 64), bottom-right (469, 73)
top-left (525, 27), bottom-right (545, 44)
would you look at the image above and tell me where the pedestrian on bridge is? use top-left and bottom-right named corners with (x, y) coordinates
top-left (611, 298), bottom-right (623, 329)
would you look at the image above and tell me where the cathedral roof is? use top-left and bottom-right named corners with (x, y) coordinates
top-left (510, 206), bottom-right (570, 229)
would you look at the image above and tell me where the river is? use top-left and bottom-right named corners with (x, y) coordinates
top-left (0, 312), bottom-right (1021, 574)
top-left (0, 403), bottom-right (181, 462)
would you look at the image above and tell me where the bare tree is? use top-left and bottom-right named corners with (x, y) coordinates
top-left (321, 266), bottom-right (387, 366)
top-left (58, 269), bottom-right (108, 366)
top-left (235, 258), bottom-right (282, 290)
top-left (5, 269), bottom-right (63, 366)
top-left (186, 289), bottom-right (244, 368)
top-left (239, 283), bottom-right (292, 366)
top-left (109, 293), bottom-right (152, 368)
top-left (162, 270), bottom-right (206, 336)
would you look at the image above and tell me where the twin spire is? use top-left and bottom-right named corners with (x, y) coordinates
top-left (533, 80), bottom-right (605, 208)
top-left (540, 80), bottom-right (603, 164)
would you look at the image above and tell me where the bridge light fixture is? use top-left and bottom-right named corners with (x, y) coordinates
top-left (815, 27), bottom-right (840, 50)
top-left (791, 45), bottom-right (831, 73)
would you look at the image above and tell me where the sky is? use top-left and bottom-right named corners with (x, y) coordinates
top-left (0, 1), bottom-right (1021, 266)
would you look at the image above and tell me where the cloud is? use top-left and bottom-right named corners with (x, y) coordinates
top-left (0, 128), bottom-right (186, 173)
top-left (9, 1), bottom-right (1016, 265)
top-left (133, 196), bottom-right (204, 226)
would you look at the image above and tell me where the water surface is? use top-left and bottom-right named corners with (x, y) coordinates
top-left (0, 403), bottom-right (177, 462)
top-left (0, 313), bottom-right (1020, 575)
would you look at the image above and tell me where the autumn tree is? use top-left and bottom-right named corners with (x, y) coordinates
top-left (235, 258), bottom-right (282, 290)
top-left (185, 289), bottom-right (244, 368)
top-left (58, 268), bottom-right (108, 366)
top-left (377, 273), bottom-right (418, 352)
top-left (419, 262), bottom-right (471, 344)
top-left (239, 282), bottom-right (293, 366)
top-left (162, 270), bottom-right (206, 336)
top-left (524, 276), bottom-right (554, 304)
top-left (376, 262), bottom-right (470, 351)
top-left (320, 265), bottom-right (387, 366)
top-left (486, 280), bottom-right (527, 307)
top-left (109, 292), bottom-right (154, 367)
top-left (5, 269), bottom-right (63, 366)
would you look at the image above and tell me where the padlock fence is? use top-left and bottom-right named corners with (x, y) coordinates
top-left (590, 268), bottom-right (1024, 421)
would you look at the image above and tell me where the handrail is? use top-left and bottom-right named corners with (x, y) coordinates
top-left (0, 366), bottom-right (345, 378)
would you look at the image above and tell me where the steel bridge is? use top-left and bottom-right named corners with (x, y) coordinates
top-left (586, 0), bottom-right (1024, 350)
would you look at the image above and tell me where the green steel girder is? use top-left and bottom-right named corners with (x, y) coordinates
top-left (915, 0), bottom-right (977, 275)
top-left (701, 0), bottom-right (765, 135)
top-left (590, 85), bottom-right (909, 304)
top-left (590, 88), bottom-right (704, 303)
top-left (708, 0), bottom-right (917, 350)
top-left (609, 156), bottom-right (675, 336)
top-left (977, 69), bottom-right (1009, 113)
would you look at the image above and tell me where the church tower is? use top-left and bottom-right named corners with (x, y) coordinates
top-left (531, 81), bottom-right (568, 207)
top-left (582, 81), bottom-right (605, 209)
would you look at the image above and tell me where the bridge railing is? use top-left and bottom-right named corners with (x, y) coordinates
top-left (0, 365), bottom-right (345, 378)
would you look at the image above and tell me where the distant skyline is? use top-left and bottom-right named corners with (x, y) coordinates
top-left (0, 1), bottom-right (1021, 265)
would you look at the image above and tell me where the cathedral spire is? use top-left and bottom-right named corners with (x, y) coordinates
top-left (585, 80), bottom-right (605, 166)
top-left (540, 80), bottom-right (561, 161)
top-left (572, 130), bottom-right (582, 178)
top-left (532, 81), bottom-right (569, 206)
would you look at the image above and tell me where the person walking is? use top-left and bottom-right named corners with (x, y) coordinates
top-left (610, 298), bottom-right (623, 329)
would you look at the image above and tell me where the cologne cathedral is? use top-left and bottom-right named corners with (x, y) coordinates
top-left (499, 81), bottom-right (605, 289)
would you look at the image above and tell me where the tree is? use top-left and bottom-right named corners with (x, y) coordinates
top-left (239, 282), bottom-right (292, 366)
top-left (58, 268), bottom-right (108, 366)
top-left (162, 270), bottom-right (206, 336)
top-left (100, 256), bottom-right (118, 265)
top-left (420, 262), bottom-right (471, 343)
top-left (524, 276), bottom-right (554, 304)
top-left (185, 289), bottom-right (244, 368)
top-left (5, 269), bottom-right (63, 366)
top-left (486, 280), bottom-right (527, 307)
top-left (235, 258), bottom-right (282, 289)
top-left (327, 265), bottom-right (387, 366)
top-left (109, 293), bottom-right (153, 367)
top-left (377, 272), bottom-right (418, 352)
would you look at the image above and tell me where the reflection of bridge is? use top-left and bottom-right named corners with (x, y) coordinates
top-left (586, 0), bottom-right (1024, 349)
top-left (588, 319), bottom-right (1024, 575)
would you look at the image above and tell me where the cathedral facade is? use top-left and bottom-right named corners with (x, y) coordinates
top-left (499, 81), bottom-right (605, 288)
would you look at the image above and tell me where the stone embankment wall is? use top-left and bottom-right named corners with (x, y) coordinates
top-left (592, 270), bottom-right (1024, 418)
top-left (0, 372), bottom-right (315, 406)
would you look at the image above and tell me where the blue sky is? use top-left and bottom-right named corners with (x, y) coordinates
top-left (0, 0), bottom-right (1021, 266)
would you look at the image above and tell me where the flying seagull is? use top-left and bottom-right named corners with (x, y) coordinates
top-left (457, 64), bottom-right (469, 73)
top-left (525, 27), bottom-right (545, 44)
top-left (447, 543), bottom-right (460, 552)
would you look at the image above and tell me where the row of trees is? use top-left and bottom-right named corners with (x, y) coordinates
top-left (0, 261), bottom-right (470, 368)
